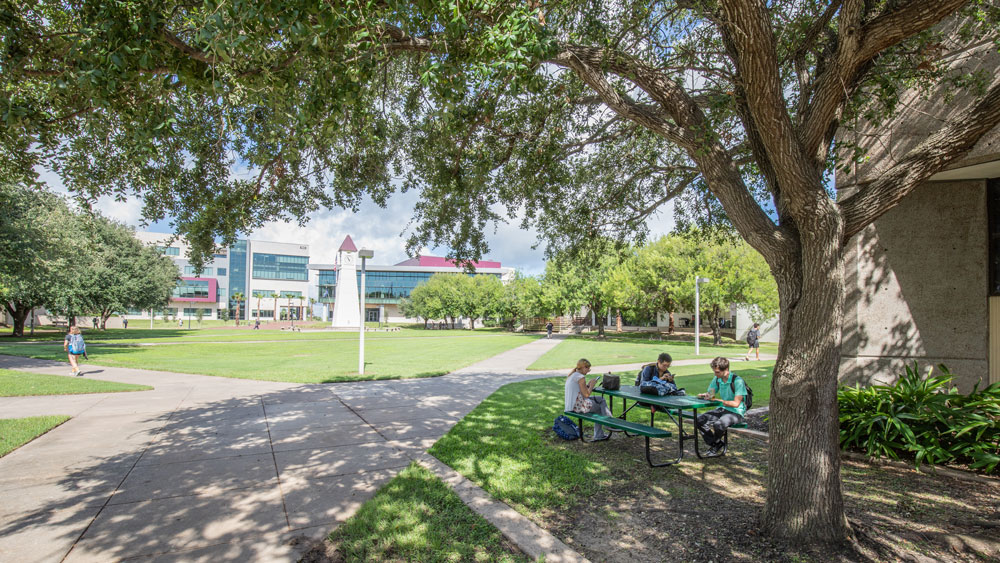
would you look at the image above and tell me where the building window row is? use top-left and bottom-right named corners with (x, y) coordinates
top-left (252, 309), bottom-right (275, 319)
top-left (157, 246), bottom-right (181, 256)
top-left (172, 279), bottom-right (212, 299)
top-left (182, 308), bottom-right (215, 318)
top-left (252, 253), bottom-right (308, 281)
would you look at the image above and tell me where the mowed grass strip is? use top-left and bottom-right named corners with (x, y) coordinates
top-left (0, 369), bottom-right (153, 396)
top-left (329, 462), bottom-right (529, 563)
top-left (0, 334), bottom-right (539, 383)
top-left (0, 326), bottom-right (519, 345)
top-left (0, 415), bottom-right (70, 457)
top-left (527, 333), bottom-right (778, 370)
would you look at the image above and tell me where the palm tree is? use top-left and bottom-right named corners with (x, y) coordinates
top-left (231, 292), bottom-right (245, 326)
top-left (266, 291), bottom-right (278, 322)
top-left (254, 290), bottom-right (266, 324)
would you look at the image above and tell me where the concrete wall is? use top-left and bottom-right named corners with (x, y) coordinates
top-left (840, 180), bottom-right (989, 391)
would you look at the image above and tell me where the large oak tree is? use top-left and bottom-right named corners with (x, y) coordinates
top-left (4, 0), bottom-right (1000, 544)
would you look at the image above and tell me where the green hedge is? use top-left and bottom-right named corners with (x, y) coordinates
top-left (838, 364), bottom-right (1000, 474)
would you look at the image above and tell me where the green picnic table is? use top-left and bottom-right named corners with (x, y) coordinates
top-left (594, 385), bottom-right (743, 466)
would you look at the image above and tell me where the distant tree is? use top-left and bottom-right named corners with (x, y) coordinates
top-left (75, 215), bottom-right (178, 330)
top-left (543, 240), bottom-right (628, 338)
top-left (230, 292), bottom-right (244, 326)
top-left (464, 275), bottom-right (503, 330)
top-left (218, 306), bottom-right (229, 324)
top-left (495, 273), bottom-right (542, 330)
top-left (195, 308), bottom-right (205, 327)
top-left (667, 233), bottom-right (779, 345)
top-left (0, 184), bottom-right (83, 336)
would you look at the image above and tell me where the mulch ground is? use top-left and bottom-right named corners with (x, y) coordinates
top-left (539, 422), bottom-right (1000, 563)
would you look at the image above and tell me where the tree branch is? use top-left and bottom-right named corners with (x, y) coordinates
top-left (801, 0), bottom-right (968, 164)
top-left (840, 78), bottom-right (1000, 240)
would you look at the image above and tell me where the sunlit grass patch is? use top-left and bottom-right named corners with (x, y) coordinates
top-left (0, 369), bottom-right (152, 396)
top-left (0, 415), bottom-right (70, 457)
top-left (329, 462), bottom-right (529, 562)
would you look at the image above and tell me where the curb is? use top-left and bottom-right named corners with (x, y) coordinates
top-left (415, 453), bottom-right (591, 563)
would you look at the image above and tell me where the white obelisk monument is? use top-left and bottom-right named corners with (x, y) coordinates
top-left (331, 235), bottom-right (361, 328)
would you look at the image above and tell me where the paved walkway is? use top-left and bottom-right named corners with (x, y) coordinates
top-left (0, 339), bottom-right (766, 562)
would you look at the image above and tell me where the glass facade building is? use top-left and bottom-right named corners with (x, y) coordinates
top-left (229, 240), bottom-right (248, 320)
top-left (252, 253), bottom-right (309, 281)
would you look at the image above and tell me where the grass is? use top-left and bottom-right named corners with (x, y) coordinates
top-left (0, 333), bottom-right (539, 383)
top-left (0, 326), bottom-right (515, 344)
top-left (329, 462), bottom-right (529, 563)
top-left (527, 333), bottom-right (778, 370)
top-left (0, 369), bottom-right (153, 396)
top-left (0, 415), bottom-right (71, 457)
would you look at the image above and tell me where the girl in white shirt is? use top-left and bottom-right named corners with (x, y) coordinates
top-left (564, 358), bottom-right (613, 440)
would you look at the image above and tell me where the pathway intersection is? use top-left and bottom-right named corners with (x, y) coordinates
top-left (0, 336), bottom-right (771, 562)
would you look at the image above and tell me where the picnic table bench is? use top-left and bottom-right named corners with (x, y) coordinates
top-left (588, 385), bottom-right (745, 466)
top-left (562, 411), bottom-right (672, 467)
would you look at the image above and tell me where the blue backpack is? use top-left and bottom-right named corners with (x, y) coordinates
top-left (553, 415), bottom-right (580, 440)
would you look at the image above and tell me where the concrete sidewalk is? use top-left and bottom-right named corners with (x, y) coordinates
top-left (0, 336), bottom-right (567, 562)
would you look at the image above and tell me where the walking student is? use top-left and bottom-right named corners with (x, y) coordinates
top-left (546, 321), bottom-right (554, 339)
top-left (744, 322), bottom-right (761, 361)
top-left (64, 326), bottom-right (87, 376)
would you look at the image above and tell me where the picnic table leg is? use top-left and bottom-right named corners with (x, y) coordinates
top-left (644, 409), bottom-right (683, 467)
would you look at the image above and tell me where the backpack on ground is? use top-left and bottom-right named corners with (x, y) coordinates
top-left (553, 415), bottom-right (580, 440)
top-left (731, 375), bottom-right (753, 410)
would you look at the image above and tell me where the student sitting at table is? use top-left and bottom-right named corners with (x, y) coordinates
top-left (565, 358), bottom-right (613, 441)
top-left (696, 357), bottom-right (747, 456)
top-left (638, 352), bottom-right (674, 384)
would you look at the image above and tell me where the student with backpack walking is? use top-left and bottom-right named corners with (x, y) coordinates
top-left (63, 326), bottom-right (87, 376)
top-left (744, 322), bottom-right (761, 361)
top-left (696, 357), bottom-right (749, 456)
top-left (546, 321), bottom-right (553, 339)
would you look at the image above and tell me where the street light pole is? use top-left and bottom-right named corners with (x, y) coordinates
top-left (695, 276), bottom-right (710, 355)
top-left (358, 248), bottom-right (374, 375)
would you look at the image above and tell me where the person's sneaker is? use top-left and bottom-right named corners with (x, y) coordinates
top-left (705, 445), bottom-right (721, 456)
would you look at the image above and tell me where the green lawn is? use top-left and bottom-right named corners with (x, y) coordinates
top-left (527, 333), bottom-right (778, 370)
top-left (0, 415), bottom-right (70, 457)
top-left (329, 462), bottom-right (529, 562)
top-left (0, 326), bottom-right (516, 345)
top-left (0, 369), bottom-right (153, 396)
top-left (0, 333), bottom-right (539, 383)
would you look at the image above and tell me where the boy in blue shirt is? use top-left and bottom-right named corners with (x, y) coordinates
top-left (696, 357), bottom-right (747, 456)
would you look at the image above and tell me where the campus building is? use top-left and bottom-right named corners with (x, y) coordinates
top-left (127, 233), bottom-right (310, 324)
top-left (309, 237), bottom-right (514, 324)
top-left (835, 16), bottom-right (1000, 391)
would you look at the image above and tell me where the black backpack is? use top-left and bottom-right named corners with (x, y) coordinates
top-left (729, 374), bottom-right (753, 410)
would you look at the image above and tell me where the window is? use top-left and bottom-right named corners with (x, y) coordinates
top-left (251, 309), bottom-right (275, 318)
top-left (279, 291), bottom-right (302, 298)
top-left (252, 253), bottom-right (308, 281)
top-left (184, 266), bottom-right (213, 276)
top-left (216, 267), bottom-right (227, 276)
top-left (182, 308), bottom-right (215, 318)
top-left (229, 240), bottom-right (248, 320)
top-left (172, 279), bottom-right (211, 299)
top-left (157, 246), bottom-right (180, 256)
top-left (318, 270), bottom-right (337, 303)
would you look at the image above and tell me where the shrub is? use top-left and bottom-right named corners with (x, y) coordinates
top-left (838, 363), bottom-right (1000, 474)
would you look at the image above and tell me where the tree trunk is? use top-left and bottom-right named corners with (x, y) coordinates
top-left (762, 216), bottom-right (849, 543)
top-left (668, 312), bottom-right (675, 335)
top-left (100, 310), bottom-right (112, 330)
top-left (7, 303), bottom-right (29, 337)
top-left (616, 309), bottom-right (622, 332)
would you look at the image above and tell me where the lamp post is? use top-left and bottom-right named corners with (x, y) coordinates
top-left (695, 276), bottom-right (710, 355)
top-left (358, 248), bottom-right (374, 375)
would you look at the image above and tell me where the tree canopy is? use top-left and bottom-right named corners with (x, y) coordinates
top-left (5, 0), bottom-right (1000, 544)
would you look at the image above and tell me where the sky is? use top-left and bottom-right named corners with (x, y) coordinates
top-left (38, 169), bottom-right (677, 276)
